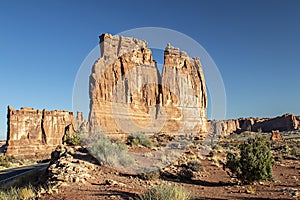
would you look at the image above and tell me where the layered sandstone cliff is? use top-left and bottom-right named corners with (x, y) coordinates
top-left (89, 34), bottom-right (208, 136)
top-left (210, 113), bottom-right (300, 137)
top-left (251, 114), bottom-right (299, 132)
top-left (6, 106), bottom-right (85, 158)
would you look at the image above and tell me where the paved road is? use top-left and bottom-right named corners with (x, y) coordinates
top-left (0, 163), bottom-right (49, 184)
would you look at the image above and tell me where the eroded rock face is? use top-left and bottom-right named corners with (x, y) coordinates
top-left (6, 106), bottom-right (86, 158)
top-left (251, 114), bottom-right (298, 132)
top-left (161, 44), bottom-right (207, 134)
top-left (88, 34), bottom-right (208, 136)
top-left (211, 114), bottom-right (300, 137)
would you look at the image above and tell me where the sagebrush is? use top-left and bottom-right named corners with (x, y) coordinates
top-left (81, 132), bottom-right (134, 167)
top-left (126, 132), bottom-right (153, 148)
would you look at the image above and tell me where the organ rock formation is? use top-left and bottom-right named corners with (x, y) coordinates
top-left (88, 34), bottom-right (208, 135)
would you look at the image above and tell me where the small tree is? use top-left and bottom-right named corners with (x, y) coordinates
top-left (226, 136), bottom-right (274, 184)
top-left (64, 131), bottom-right (81, 146)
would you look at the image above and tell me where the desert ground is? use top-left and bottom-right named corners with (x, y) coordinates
top-left (1, 131), bottom-right (298, 200)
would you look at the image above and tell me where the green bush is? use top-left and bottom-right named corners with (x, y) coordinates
top-left (82, 132), bottom-right (134, 167)
top-left (64, 131), bottom-right (81, 146)
top-left (126, 132), bottom-right (153, 148)
top-left (139, 183), bottom-right (190, 200)
top-left (0, 154), bottom-right (17, 168)
top-left (226, 136), bottom-right (274, 184)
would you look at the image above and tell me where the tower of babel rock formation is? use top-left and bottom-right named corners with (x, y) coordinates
top-left (5, 106), bottom-right (86, 158)
top-left (88, 34), bottom-right (208, 136)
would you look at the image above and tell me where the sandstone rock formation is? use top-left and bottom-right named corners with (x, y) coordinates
top-left (251, 114), bottom-right (298, 132)
top-left (6, 106), bottom-right (86, 158)
top-left (211, 113), bottom-right (300, 137)
top-left (271, 130), bottom-right (284, 141)
top-left (161, 44), bottom-right (207, 134)
top-left (238, 118), bottom-right (257, 131)
top-left (89, 34), bottom-right (208, 136)
top-left (207, 119), bottom-right (240, 137)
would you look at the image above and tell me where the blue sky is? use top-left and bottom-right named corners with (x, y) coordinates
top-left (0, 0), bottom-right (300, 139)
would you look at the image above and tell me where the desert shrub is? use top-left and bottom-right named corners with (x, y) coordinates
top-left (126, 132), bottom-right (153, 148)
top-left (226, 136), bottom-right (274, 184)
top-left (64, 131), bottom-right (81, 146)
top-left (0, 185), bottom-right (36, 200)
top-left (139, 183), bottom-right (190, 200)
top-left (0, 154), bottom-right (17, 168)
top-left (288, 146), bottom-right (300, 159)
top-left (186, 160), bottom-right (203, 172)
top-left (0, 187), bottom-right (18, 200)
top-left (178, 168), bottom-right (194, 180)
top-left (138, 169), bottom-right (160, 180)
top-left (17, 185), bottom-right (36, 200)
top-left (82, 132), bottom-right (134, 167)
top-left (178, 160), bottom-right (203, 180)
top-left (110, 138), bottom-right (128, 151)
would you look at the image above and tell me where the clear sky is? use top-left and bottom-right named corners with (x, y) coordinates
top-left (0, 0), bottom-right (300, 140)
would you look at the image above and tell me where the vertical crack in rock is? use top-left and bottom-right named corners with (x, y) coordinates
top-left (117, 36), bottom-right (122, 58)
top-left (41, 110), bottom-right (47, 145)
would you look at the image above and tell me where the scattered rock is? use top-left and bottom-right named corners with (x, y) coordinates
top-left (45, 146), bottom-right (96, 188)
top-left (105, 179), bottom-right (126, 187)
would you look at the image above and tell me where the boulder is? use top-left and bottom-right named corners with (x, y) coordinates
top-left (271, 130), bottom-right (284, 141)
